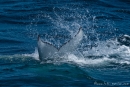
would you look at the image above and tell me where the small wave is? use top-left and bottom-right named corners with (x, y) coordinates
top-left (0, 38), bottom-right (24, 44)
top-left (0, 48), bottom-right (39, 64)
top-left (114, 9), bottom-right (130, 15)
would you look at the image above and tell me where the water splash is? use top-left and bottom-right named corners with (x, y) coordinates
top-left (23, 3), bottom-right (130, 66)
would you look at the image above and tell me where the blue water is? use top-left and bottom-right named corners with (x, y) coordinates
top-left (0, 0), bottom-right (130, 87)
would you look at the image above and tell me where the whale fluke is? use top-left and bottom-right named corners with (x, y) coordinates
top-left (38, 27), bottom-right (83, 61)
top-left (38, 36), bottom-right (58, 61)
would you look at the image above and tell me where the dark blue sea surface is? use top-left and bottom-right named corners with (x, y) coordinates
top-left (0, 0), bottom-right (130, 87)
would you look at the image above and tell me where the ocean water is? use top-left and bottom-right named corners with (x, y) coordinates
top-left (0, 0), bottom-right (130, 87)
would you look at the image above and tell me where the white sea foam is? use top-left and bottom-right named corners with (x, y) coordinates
top-left (65, 54), bottom-right (116, 66)
top-left (22, 47), bottom-right (39, 60)
top-left (75, 40), bottom-right (129, 65)
top-left (23, 37), bottom-right (130, 66)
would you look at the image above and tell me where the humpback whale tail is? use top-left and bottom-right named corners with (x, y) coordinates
top-left (38, 27), bottom-right (83, 61)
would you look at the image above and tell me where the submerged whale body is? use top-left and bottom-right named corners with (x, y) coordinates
top-left (38, 28), bottom-right (83, 61)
